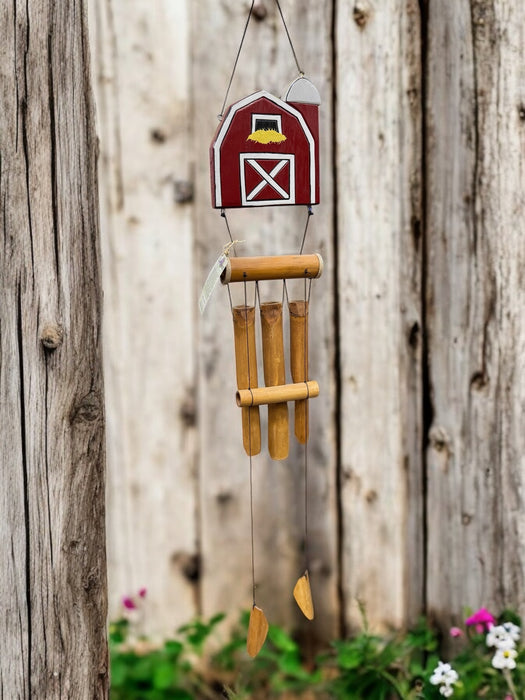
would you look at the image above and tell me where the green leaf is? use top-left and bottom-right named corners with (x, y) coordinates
top-left (209, 612), bottom-right (226, 627)
top-left (110, 658), bottom-right (128, 687)
top-left (335, 642), bottom-right (365, 670)
top-left (267, 625), bottom-right (298, 653)
top-left (276, 650), bottom-right (302, 674)
top-left (170, 690), bottom-right (194, 700)
top-left (152, 661), bottom-right (174, 689)
top-left (164, 640), bottom-right (184, 658)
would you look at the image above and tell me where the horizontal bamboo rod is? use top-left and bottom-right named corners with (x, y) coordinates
top-left (221, 254), bottom-right (323, 284)
top-left (236, 381), bottom-right (320, 407)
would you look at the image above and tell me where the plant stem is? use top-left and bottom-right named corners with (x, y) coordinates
top-left (377, 668), bottom-right (406, 699)
top-left (503, 668), bottom-right (519, 700)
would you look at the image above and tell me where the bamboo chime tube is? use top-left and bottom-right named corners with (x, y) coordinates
top-left (232, 305), bottom-right (261, 456)
top-left (221, 254), bottom-right (323, 284)
top-left (289, 300), bottom-right (309, 443)
top-left (260, 301), bottom-right (288, 460)
top-left (236, 381), bottom-right (319, 407)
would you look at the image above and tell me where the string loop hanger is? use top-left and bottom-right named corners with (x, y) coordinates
top-left (218, 0), bottom-right (304, 120)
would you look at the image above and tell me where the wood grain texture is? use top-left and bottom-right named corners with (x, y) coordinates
top-left (336, 0), bottom-right (424, 629)
top-left (192, 0), bottom-right (339, 642)
top-left (425, 0), bottom-right (525, 626)
top-left (0, 1), bottom-right (108, 696)
top-left (88, 0), bottom-right (199, 634)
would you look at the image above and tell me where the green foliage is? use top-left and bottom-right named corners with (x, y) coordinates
top-left (110, 608), bottom-right (525, 699)
top-left (212, 610), bottom-right (322, 697)
top-left (320, 613), bottom-right (438, 699)
top-left (109, 614), bottom-right (225, 700)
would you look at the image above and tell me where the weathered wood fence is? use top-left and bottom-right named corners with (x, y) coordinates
top-left (1, 1), bottom-right (108, 696)
top-left (2, 2), bottom-right (524, 694)
top-left (91, 0), bottom-right (524, 643)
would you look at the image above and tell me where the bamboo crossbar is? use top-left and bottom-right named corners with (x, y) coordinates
top-left (221, 254), bottom-right (323, 284)
top-left (236, 381), bottom-right (320, 407)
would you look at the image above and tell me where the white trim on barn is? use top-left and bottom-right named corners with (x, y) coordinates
top-left (250, 113), bottom-right (283, 134)
top-left (213, 90), bottom-right (315, 207)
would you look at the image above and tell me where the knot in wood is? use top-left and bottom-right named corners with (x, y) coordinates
top-left (150, 127), bottom-right (167, 143)
top-left (174, 180), bottom-right (194, 204)
top-left (428, 425), bottom-right (452, 453)
top-left (253, 2), bottom-right (268, 21)
top-left (171, 551), bottom-right (200, 583)
top-left (353, 1), bottom-right (372, 28)
top-left (40, 323), bottom-right (64, 350)
top-left (70, 391), bottom-right (102, 425)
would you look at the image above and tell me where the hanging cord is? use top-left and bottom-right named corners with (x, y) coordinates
top-left (222, 210), bottom-right (238, 310)
top-left (299, 205), bottom-right (314, 254)
top-left (297, 205), bottom-right (314, 571)
top-left (283, 278), bottom-right (289, 306)
top-left (302, 277), bottom-right (312, 570)
top-left (274, 0), bottom-right (303, 75)
top-left (243, 279), bottom-right (257, 606)
top-left (218, 0), bottom-right (256, 119)
top-left (221, 209), bottom-right (237, 254)
top-left (218, 0), bottom-right (304, 120)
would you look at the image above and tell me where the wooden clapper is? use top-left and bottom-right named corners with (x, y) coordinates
top-left (204, 0), bottom-right (323, 658)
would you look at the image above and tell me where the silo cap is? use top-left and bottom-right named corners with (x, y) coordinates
top-left (282, 77), bottom-right (321, 105)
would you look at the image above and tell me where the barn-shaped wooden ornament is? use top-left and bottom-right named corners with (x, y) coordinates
top-left (210, 77), bottom-right (320, 208)
top-left (205, 4), bottom-right (323, 660)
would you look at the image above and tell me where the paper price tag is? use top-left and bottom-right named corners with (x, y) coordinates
top-left (199, 253), bottom-right (228, 314)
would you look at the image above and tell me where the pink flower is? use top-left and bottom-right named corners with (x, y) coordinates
top-left (449, 626), bottom-right (463, 638)
top-left (138, 587), bottom-right (147, 598)
top-left (122, 595), bottom-right (137, 610)
top-left (464, 607), bottom-right (496, 633)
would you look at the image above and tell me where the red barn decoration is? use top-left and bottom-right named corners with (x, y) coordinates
top-left (203, 0), bottom-right (324, 660)
top-left (210, 77), bottom-right (321, 208)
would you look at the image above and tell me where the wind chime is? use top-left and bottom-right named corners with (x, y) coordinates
top-left (201, 0), bottom-right (323, 658)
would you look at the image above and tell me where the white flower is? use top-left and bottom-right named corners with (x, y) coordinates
top-left (439, 685), bottom-right (454, 698)
top-left (492, 647), bottom-right (518, 670)
top-left (502, 621), bottom-right (521, 642)
top-left (486, 624), bottom-right (517, 650)
top-left (430, 660), bottom-right (459, 696)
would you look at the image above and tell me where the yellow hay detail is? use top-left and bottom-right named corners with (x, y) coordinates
top-left (247, 129), bottom-right (287, 144)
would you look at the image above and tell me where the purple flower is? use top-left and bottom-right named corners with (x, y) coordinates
top-left (122, 595), bottom-right (137, 610)
top-left (465, 607), bottom-right (496, 634)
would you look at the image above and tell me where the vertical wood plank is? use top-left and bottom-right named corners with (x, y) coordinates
top-left (425, 0), bottom-right (525, 625)
top-left (88, 0), bottom-right (199, 634)
top-left (0, 1), bottom-right (108, 695)
top-left (336, 0), bottom-right (424, 629)
top-left (192, 0), bottom-right (339, 642)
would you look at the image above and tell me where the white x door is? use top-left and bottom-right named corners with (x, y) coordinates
top-left (239, 153), bottom-right (295, 206)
